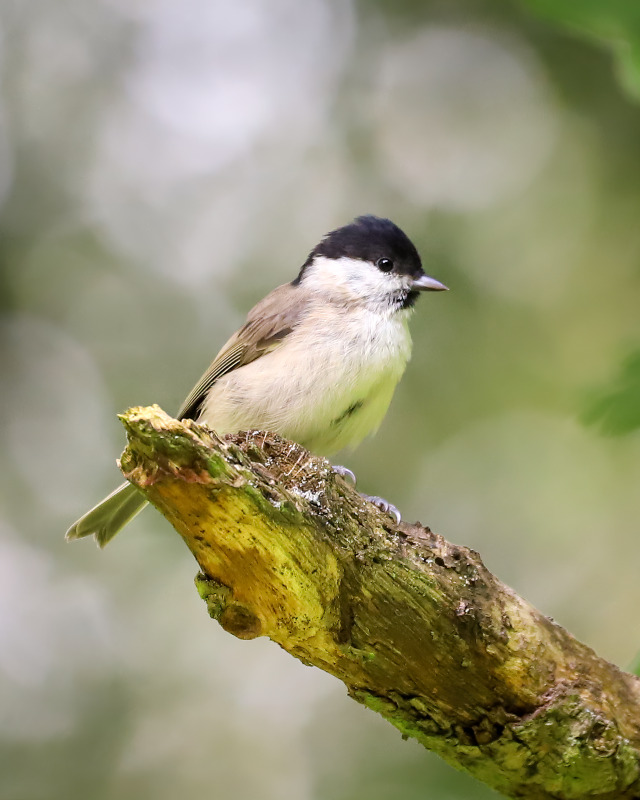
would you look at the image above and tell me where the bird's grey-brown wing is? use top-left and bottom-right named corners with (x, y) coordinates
top-left (177, 282), bottom-right (311, 421)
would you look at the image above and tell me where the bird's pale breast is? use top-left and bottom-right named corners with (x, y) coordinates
top-left (198, 304), bottom-right (413, 456)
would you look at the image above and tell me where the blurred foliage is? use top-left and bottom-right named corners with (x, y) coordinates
top-left (523, 0), bottom-right (640, 99)
top-left (583, 349), bottom-right (640, 436)
top-left (524, 0), bottom-right (640, 442)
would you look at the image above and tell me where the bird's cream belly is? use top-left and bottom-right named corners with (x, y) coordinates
top-left (198, 309), bottom-right (412, 456)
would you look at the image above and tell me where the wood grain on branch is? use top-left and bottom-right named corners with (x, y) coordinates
top-left (118, 405), bottom-right (640, 800)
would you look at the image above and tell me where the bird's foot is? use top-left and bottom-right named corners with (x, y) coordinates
top-left (331, 464), bottom-right (357, 485)
top-left (331, 465), bottom-right (401, 523)
top-left (361, 494), bottom-right (402, 525)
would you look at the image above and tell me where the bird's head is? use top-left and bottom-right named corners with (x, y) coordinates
top-left (294, 215), bottom-right (448, 312)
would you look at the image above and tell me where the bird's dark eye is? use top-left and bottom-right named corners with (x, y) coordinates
top-left (377, 257), bottom-right (394, 273)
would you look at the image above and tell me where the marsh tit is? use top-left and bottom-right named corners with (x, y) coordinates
top-left (66, 215), bottom-right (448, 547)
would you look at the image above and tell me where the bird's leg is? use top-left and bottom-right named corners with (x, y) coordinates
top-left (331, 465), bottom-right (401, 524)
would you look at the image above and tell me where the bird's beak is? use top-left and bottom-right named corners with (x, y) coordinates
top-left (412, 273), bottom-right (449, 292)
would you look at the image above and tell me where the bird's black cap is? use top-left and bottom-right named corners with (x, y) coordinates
top-left (294, 215), bottom-right (423, 283)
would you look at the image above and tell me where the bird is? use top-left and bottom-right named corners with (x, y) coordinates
top-left (66, 215), bottom-right (448, 547)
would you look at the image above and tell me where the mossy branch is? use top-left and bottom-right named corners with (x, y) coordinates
top-left (118, 405), bottom-right (640, 799)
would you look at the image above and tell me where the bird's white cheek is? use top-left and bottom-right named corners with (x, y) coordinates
top-left (302, 256), bottom-right (407, 306)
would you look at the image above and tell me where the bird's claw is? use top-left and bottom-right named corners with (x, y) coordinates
top-left (332, 464), bottom-right (357, 485)
top-left (361, 494), bottom-right (402, 524)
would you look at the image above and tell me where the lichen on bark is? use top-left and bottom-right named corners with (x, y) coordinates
top-left (116, 405), bottom-right (640, 800)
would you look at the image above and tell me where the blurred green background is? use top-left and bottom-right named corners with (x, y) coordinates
top-left (1, 1), bottom-right (640, 799)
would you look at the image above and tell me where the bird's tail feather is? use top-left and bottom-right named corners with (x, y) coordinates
top-left (65, 482), bottom-right (147, 548)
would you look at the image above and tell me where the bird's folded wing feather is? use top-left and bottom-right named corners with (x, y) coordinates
top-left (177, 282), bottom-right (311, 421)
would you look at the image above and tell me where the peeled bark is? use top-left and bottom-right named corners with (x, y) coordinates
top-left (116, 405), bottom-right (640, 799)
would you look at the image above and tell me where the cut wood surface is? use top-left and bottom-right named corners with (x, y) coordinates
top-left (117, 405), bottom-right (640, 800)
